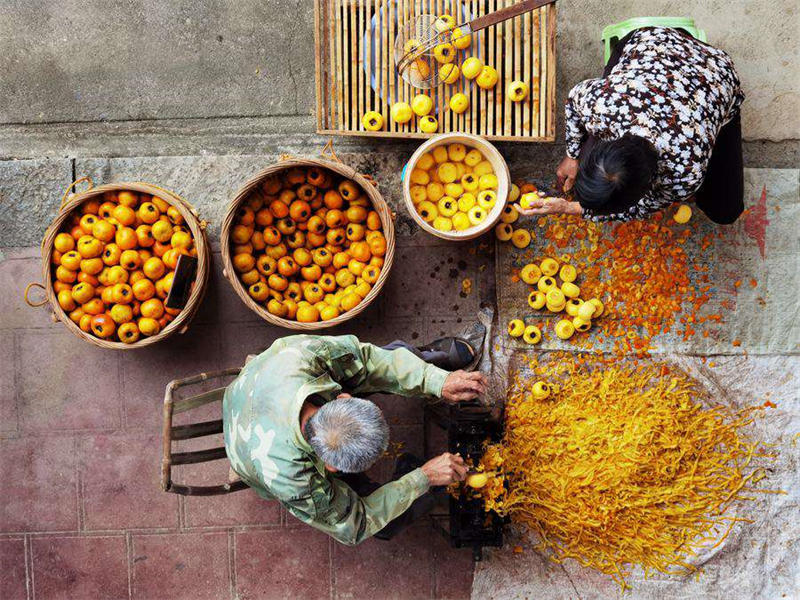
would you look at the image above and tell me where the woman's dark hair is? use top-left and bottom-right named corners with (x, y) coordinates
top-left (573, 135), bottom-right (658, 215)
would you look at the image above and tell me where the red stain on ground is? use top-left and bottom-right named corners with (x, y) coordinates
top-left (743, 186), bottom-right (769, 259)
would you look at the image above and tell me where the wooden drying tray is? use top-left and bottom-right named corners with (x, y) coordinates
top-left (314, 0), bottom-right (556, 142)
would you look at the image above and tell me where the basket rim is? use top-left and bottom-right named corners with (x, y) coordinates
top-left (220, 157), bottom-right (395, 330)
top-left (40, 181), bottom-right (211, 350)
top-left (402, 132), bottom-right (510, 242)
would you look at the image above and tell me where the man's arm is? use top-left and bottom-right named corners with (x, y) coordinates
top-left (287, 454), bottom-right (466, 546)
top-left (350, 342), bottom-right (450, 398)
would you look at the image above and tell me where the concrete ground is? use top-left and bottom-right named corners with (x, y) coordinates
top-left (0, 1), bottom-right (798, 600)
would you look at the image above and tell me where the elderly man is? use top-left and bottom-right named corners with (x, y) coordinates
top-left (223, 333), bottom-right (486, 545)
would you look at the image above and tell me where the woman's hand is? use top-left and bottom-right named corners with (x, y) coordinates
top-left (514, 197), bottom-right (583, 217)
top-left (556, 155), bottom-right (579, 192)
top-left (441, 370), bottom-right (487, 402)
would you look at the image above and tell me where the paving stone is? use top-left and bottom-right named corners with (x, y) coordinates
top-left (193, 252), bottom-right (264, 326)
top-left (17, 328), bottom-right (121, 432)
top-left (332, 522), bottom-right (434, 599)
top-left (120, 323), bottom-right (221, 430)
top-left (0, 331), bottom-right (17, 432)
top-left (0, 1), bottom-right (315, 124)
top-left (218, 320), bottom-right (285, 371)
top-left (80, 433), bottom-right (179, 531)
top-left (0, 256), bottom-right (60, 330)
top-left (235, 528), bottom-right (330, 600)
top-left (0, 436), bottom-right (78, 532)
top-left (0, 159), bottom-right (73, 247)
top-left (0, 538), bottom-right (27, 600)
top-left (381, 243), bottom-right (481, 319)
top-left (180, 452), bottom-right (281, 528)
top-left (131, 531), bottom-right (230, 600)
top-left (31, 535), bottom-right (128, 600)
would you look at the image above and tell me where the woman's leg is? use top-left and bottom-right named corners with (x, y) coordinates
top-left (694, 114), bottom-right (745, 225)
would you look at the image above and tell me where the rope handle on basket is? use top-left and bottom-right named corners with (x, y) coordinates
top-left (278, 139), bottom-right (341, 165)
top-left (24, 282), bottom-right (48, 308)
top-left (278, 139), bottom-right (379, 190)
top-left (60, 176), bottom-right (94, 209)
top-left (320, 139), bottom-right (341, 163)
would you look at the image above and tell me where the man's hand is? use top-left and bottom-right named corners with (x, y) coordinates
top-left (421, 452), bottom-right (467, 486)
top-left (514, 196), bottom-right (583, 217)
top-left (556, 155), bottom-right (579, 192)
top-left (441, 370), bottom-right (487, 403)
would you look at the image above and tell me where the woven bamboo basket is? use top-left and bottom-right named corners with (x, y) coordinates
top-left (24, 177), bottom-right (211, 350)
top-left (221, 151), bottom-right (395, 330)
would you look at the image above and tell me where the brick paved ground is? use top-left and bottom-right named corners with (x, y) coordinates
top-left (0, 232), bottom-right (491, 599)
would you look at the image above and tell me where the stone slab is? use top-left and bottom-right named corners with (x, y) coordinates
top-left (0, 0), bottom-right (315, 124)
top-left (0, 436), bottom-right (79, 533)
top-left (0, 538), bottom-right (27, 600)
top-left (30, 535), bottom-right (128, 600)
top-left (235, 528), bottom-right (331, 600)
top-left (0, 158), bottom-right (73, 248)
top-left (1, 1), bottom-right (796, 142)
top-left (79, 433), bottom-right (180, 531)
top-left (131, 532), bottom-right (231, 600)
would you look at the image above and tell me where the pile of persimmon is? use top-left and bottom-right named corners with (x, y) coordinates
top-left (51, 191), bottom-right (197, 343)
top-left (229, 167), bottom-right (387, 323)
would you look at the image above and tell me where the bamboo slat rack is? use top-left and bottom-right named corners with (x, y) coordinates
top-left (314, 0), bottom-right (556, 142)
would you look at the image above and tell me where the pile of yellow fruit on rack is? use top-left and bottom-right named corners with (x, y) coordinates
top-left (408, 142), bottom-right (499, 232)
top-left (51, 192), bottom-right (196, 343)
top-left (507, 255), bottom-right (605, 345)
top-left (228, 166), bottom-right (387, 323)
top-left (361, 14), bottom-right (531, 133)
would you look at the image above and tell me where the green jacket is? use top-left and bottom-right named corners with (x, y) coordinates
top-left (222, 334), bottom-right (449, 545)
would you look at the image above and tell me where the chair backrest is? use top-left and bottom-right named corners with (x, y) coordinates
top-left (601, 17), bottom-right (706, 64)
top-left (161, 367), bottom-right (250, 496)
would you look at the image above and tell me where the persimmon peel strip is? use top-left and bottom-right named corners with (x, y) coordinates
top-left (479, 353), bottom-right (771, 589)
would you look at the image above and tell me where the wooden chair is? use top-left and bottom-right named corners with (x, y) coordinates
top-left (161, 367), bottom-right (249, 496)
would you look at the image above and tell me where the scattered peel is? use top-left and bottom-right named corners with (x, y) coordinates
top-left (479, 352), bottom-right (774, 590)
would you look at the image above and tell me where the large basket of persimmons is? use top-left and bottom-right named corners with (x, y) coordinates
top-left (221, 158), bottom-right (394, 328)
top-left (26, 178), bottom-right (210, 349)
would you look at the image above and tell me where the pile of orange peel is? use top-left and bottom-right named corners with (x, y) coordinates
top-left (506, 184), bottom-right (740, 355)
top-left (475, 353), bottom-right (777, 590)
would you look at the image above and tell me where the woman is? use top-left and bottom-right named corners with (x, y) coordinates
top-left (517, 27), bottom-right (745, 224)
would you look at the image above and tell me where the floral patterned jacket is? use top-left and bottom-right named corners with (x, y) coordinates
top-left (565, 27), bottom-right (744, 222)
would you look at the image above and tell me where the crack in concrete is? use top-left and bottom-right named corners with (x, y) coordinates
top-left (558, 563), bottom-right (584, 600)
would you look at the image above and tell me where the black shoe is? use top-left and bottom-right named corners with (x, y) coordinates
top-left (416, 337), bottom-right (477, 371)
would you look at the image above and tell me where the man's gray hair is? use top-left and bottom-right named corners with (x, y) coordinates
top-left (305, 398), bottom-right (389, 473)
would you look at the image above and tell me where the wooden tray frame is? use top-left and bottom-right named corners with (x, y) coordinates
top-left (314, 0), bottom-right (556, 142)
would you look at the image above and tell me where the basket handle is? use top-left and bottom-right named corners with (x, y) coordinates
top-left (24, 282), bottom-right (48, 307)
top-left (320, 139), bottom-right (341, 163)
top-left (60, 176), bottom-right (94, 209)
top-left (279, 141), bottom-right (377, 189)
